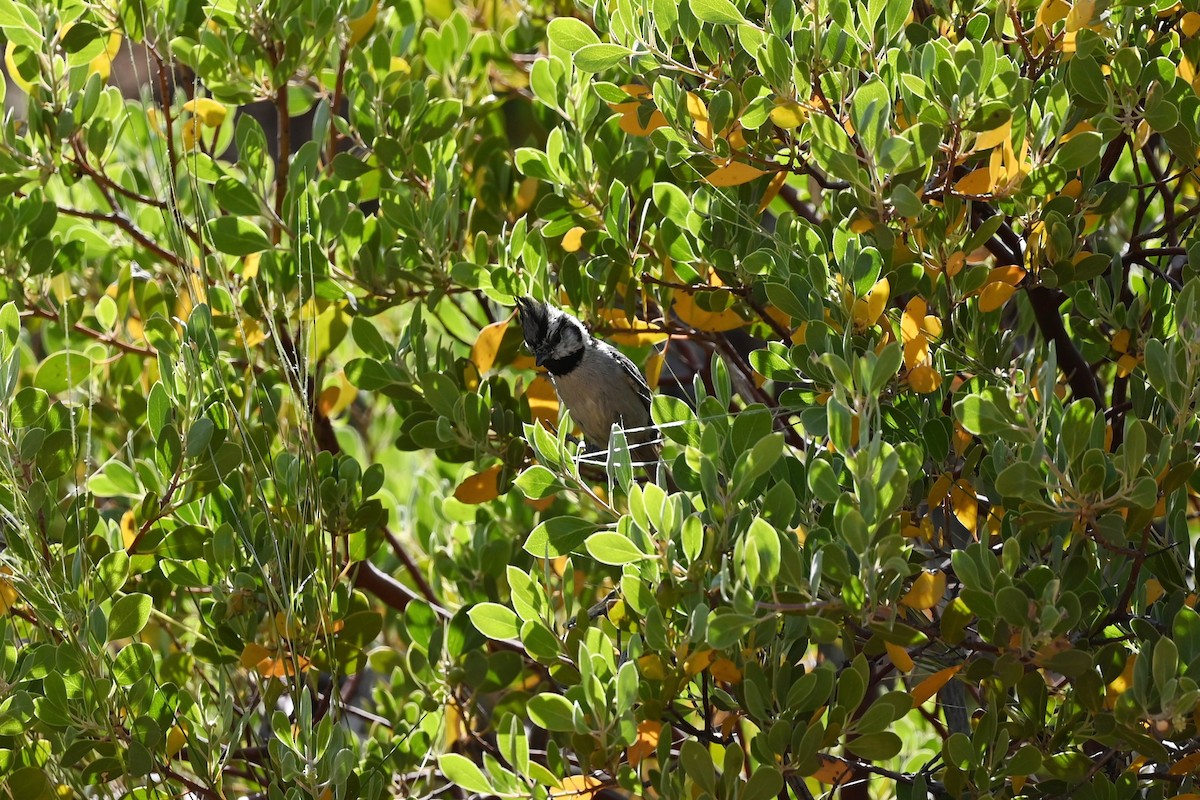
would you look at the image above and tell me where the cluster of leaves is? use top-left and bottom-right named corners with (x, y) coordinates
top-left (1, 0), bottom-right (1200, 798)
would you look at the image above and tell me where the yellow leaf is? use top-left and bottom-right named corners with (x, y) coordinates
top-left (811, 755), bottom-right (853, 784)
top-left (5, 42), bottom-right (35, 94)
top-left (705, 161), bottom-right (768, 187)
top-left (852, 277), bottom-right (890, 330)
top-left (628, 720), bottom-right (663, 767)
top-left (1117, 353), bottom-right (1139, 378)
top-left (1184, 12), bottom-right (1200, 37)
top-left (954, 167), bottom-right (994, 197)
top-left (673, 290), bottom-right (746, 332)
top-left (972, 118), bottom-right (1011, 153)
top-left (453, 464), bottom-right (503, 504)
top-left (165, 724), bottom-right (187, 759)
top-left (1145, 578), bottom-right (1165, 607)
top-left (901, 296), bottom-right (927, 342)
top-left (0, 569), bottom-right (18, 616)
top-left (526, 376), bottom-right (560, 429)
top-left (849, 214), bottom-right (875, 233)
top-left (1066, 0), bottom-right (1096, 32)
top-left (645, 352), bottom-right (664, 390)
top-left (121, 510), bottom-right (138, 550)
top-left (770, 100), bottom-right (807, 129)
top-left (757, 170), bottom-right (788, 214)
top-left (901, 570), bottom-right (946, 610)
top-left (978, 282), bottom-right (1017, 313)
top-left (710, 657), bottom-right (743, 683)
top-left (910, 664), bottom-right (962, 705)
top-left (318, 372), bottom-right (357, 417)
top-left (1111, 328), bottom-right (1131, 354)
top-left (1036, 0), bottom-right (1070, 28)
top-left (596, 309), bottom-right (669, 346)
top-left (347, 0), bottom-right (379, 47)
top-left (904, 330), bottom-right (929, 370)
top-left (182, 97), bottom-right (227, 127)
top-left (552, 776), bottom-right (604, 799)
top-left (470, 320), bottom-right (509, 375)
top-left (885, 641), bottom-right (914, 673)
top-left (181, 117), bottom-right (203, 150)
top-left (683, 648), bottom-right (715, 678)
top-left (687, 92), bottom-right (713, 146)
top-left (561, 226), bottom-right (586, 253)
top-left (242, 252), bottom-right (261, 279)
top-left (923, 314), bottom-right (943, 337)
top-left (950, 480), bottom-right (978, 533)
top-left (240, 643), bottom-right (272, 671)
top-left (638, 654), bottom-right (667, 680)
top-left (89, 33), bottom-right (122, 82)
top-left (909, 364), bottom-right (942, 394)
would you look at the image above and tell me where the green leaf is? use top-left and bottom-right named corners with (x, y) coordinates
top-left (573, 44), bottom-right (631, 72)
top-left (111, 642), bottom-right (154, 686)
top-left (845, 731), bottom-right (902, 760)
top-left (206, 217), bottom-right (272, 255)
top-left (467, 602), bottom-right (521, 640)
top-left (438, 754), bottom-right (494, 794)
top-left (515, 465), bottom-right (561, 499)
top-left (527, 693), bottom-right (576, 731)
top-left (584, 531), bottom-right (647, 565)
top-left (995, 462), bottom-right (1044, 500)
top-left (107, 594), bottom-right (152, 641)
top-left (743, 766), bottom-right (783, 800)
top-left (523, 516), bottom-right (597, 557)
top-left (546, 17), bottom-right (600, 52)
top-left (34, 350), bottom-right (96, 394)
top-left (689, 0), bottom-right (746, 25)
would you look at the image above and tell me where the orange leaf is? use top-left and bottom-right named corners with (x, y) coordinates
top-left (885, 641), bottom-right (914, 673)
top-left (710, 657), bottom-right (743, 683)
top-left (757, 170), bottom-right (788, 213)
top-left (526, 376), bottom-right (560, 428)
top-left (673, 291), bottom-right (746, 332)
top-left (987, 265), bottom-right (1027, 286)
top-left (911, 664), bottom-right (962, 705)
top-left (811, 755), bottom-right (853, 784)
top-left (638, 654), bottom-right (667, 680)
top-left (705, 161), bottom-right (768, 187)
top-left (552, 776), bottom-right (604, 799)
top-left (901, 570), bottom-right (947, 610)
top-left (561, 226), bottom-right (586, 253)
top-left (978, 282), bottom-right (1017, 313)
top-left (627, 720), bottom-right (663, 767)
top-left (470, 320), bottom-right (509, 375)
top-left (1169, 752), bottom-right (1200, 776)
top-left (953, 167), bottom-right (995, 197)
top-left (1184, 12), bottom-right (1200, 38)
top-left (454, 464), bottom-right (503, 504)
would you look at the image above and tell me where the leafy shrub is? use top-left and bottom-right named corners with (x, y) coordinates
top-left (0, 0), bottom-right (1199, 798)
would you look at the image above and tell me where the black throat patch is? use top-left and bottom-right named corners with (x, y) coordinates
top-left (542, 347), bottom-right (584, 376)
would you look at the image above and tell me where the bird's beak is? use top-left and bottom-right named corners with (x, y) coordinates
top-left (534, 350), bottom-right (548, 367)
top-left (515, 296), bottom-right (531, 316)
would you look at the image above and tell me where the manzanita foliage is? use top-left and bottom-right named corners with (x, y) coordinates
top-left (1, 0), bottom-right (1199, 798)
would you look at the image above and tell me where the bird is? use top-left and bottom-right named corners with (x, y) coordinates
top-left (514, 296), bottom-right (658, 463)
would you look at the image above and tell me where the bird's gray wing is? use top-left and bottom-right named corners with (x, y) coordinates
top-left (605, 344), bottom-right (652, 413)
